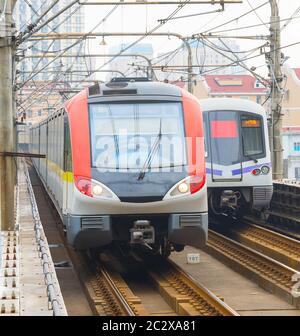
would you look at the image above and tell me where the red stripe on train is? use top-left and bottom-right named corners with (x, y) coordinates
top-left (181, 90), bottom-right (206, 193)
top-left (65, 90), bottom-right (91, 181)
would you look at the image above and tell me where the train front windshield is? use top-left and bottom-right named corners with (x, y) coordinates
top-left (205, 110), bottom-right (265, 166)
top-left (89, 102), bottom-right (187, 171)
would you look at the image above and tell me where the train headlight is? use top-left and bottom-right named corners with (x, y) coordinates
top-left (92, 184), bottom-right (103, 196)
top-left (164, 174), bottom-right (206, 200)
top-left (75, 176), bottom-right (119, 201)
top-left (178, 182), bottom-right (189, 194)
top-left (261, 166), bottom-right (270, 175)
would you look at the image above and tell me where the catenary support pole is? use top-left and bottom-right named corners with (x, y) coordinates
top-left (0, 0), bottom-right (16, 231)
top-left (268, 0), bottom-right (284, 180)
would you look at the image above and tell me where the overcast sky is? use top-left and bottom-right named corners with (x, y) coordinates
top-left (83, 0), bottom-right (300, 78)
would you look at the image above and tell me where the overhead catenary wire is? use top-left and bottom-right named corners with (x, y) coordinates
top-left (17, 0), bottom-right (79, 46)
top-left (22, 0), bottom-right (60, 34)
top-left (281, 4), bottom-right (300, 31)
top-left (18, 40), bottom-right (86, 111)
top-left (246, 0), bottom-right (269, 30)
top-left (203, 14), bottom-right (300, 35)
top-left (198, 39), bottom-right (300, 76)
top-left (18, 0), bottom-right (49, 32)
top-left (201, 1), bottom-right (269, 34)
top-left (17, 0), bottom-right (300, 119)
top-left (17, 3), bottom-right (84, 86)
top-left (17, 4), bottom-right (120, 90)
top-left (70, 0), bottom-right (192, 89)
top-left (198, 36), bottom-right (267, 84)
top-left (19, 0), bottom-right (193, 105)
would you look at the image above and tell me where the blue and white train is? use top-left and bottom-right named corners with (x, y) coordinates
top-left (201, 98), bottom-right (273, 217)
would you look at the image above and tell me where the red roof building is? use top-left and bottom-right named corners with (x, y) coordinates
top-left (203, 75), bottom-right (268, 96)
top-left (172, 74), bottom-right (268, 104)
top-left (293, 68), bottom-right (300, 80)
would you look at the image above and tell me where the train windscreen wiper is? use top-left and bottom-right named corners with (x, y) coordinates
top-left (107, 104), bottom-right (120, 168)
top-left (137, 119), bottom-right (162, 181)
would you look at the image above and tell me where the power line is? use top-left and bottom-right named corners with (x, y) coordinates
top-left (199, 39), bottom-right (300, 76)
top-left (246, 0), bottom-right (268, 30)
top-left (281, 4), bottom-right (300, 31)
top-left (17, 3), bottom-right (84, 85)
top-left (70, 1), bottom-right (192, 90)
top-left (201, 1), bottom-right (269, 34)
top-left (17, 4), bottom-right (120, 90)
top-left (205, 15), bottom-right (300, 34)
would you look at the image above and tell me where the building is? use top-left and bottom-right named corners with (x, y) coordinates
top-left (157, 39), bottom-right (246, 82)
top-left (283, 127), bottom-right (300, 180)
top-left (108, 43), bottom-right (154, 79)
top-left (188, 74), bottom-right (268, 103)
top-left (280, 67), bottom-right (300, 179)
top-left (14, 1), bottom-right (85, 83)
top-left (18, 81), bottom-right (70, 125)
top-left (281, 66), bottom-right (300, 127)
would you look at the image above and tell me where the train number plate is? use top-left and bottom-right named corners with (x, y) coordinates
top-left (187, 253), bottom-right (200, 264)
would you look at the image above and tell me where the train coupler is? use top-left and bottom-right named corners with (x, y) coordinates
top-left (220, 190), bottom-right (240, 209)
top-left (130, 220), bottom-right (155, 245)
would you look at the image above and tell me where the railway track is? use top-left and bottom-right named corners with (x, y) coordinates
top-left (266, 181), bottom-right (300, 236)
top-left (77, 252), bottom-right (238, 316)
top-left (27, 159), bottom-right (238, 317)
top-left (212, 218), bottom-right (300, 271)
top-left (228, 220), bottom-right (300, 270)
top-left (205, 228), bottom-right (300, 308)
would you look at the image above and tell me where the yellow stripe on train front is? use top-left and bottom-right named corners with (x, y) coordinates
top-left (43, 158), bottom-right (74, 183)
top-left (62, 171), bottom-right (74, 183)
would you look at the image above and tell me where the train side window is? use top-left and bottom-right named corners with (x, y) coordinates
top-left (241, 116), bottom-right (264, 157)
top-left (64, 115), bottom-right (72, 172)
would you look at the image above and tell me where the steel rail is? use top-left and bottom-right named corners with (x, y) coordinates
top-left (83, 252), bottom-right (239, 316)
top-left (99, 266), bottom-right (137, 316)
top-left (134, 253), bottom-right (239, 316)
top-left (215, 218), bottom-right (300, 271)
top-left (206, 229), bottom-right (300, 308)
top-left (159, 258), bottom-right (239, 316)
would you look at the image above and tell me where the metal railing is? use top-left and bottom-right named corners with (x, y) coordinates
top-left (21, 159), bottom-right (67, 316)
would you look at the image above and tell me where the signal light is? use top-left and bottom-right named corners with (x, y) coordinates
top-left (252, 169), bottom-right (261, 176)
top-left (75, 177), bottom-right (92, 197)
top-left (190, 175), bottom-right (205, 194)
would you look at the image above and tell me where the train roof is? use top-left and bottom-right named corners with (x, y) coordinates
top-left (199, 98), bottom-right (266, 115)
top-left (87, 79), bottom-right (183, 99)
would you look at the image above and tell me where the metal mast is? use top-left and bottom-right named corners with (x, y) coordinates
top-left (268, 0), bottom-right (284, 180)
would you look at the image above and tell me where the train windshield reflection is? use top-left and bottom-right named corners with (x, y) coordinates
top-left (89, 102), bottom-right (187, 171)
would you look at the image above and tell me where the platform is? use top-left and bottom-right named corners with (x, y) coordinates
top-left (0, 159), bottom-right (67, 316)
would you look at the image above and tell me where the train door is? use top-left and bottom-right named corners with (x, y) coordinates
top-left (208, 111), bottom-right (242, 182)
top-left (45, 121), bottom-right (49, 185)
top-left (37, 127), bottom-right (41, 171)
top-left (63, 113), bottom-right (72, 212)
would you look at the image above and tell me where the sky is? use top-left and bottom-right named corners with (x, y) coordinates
top-left (83, 0), bottom-right (300, 79)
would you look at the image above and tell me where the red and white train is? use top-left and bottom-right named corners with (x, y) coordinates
top-left (30, 78), bottom-right (208, 256)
